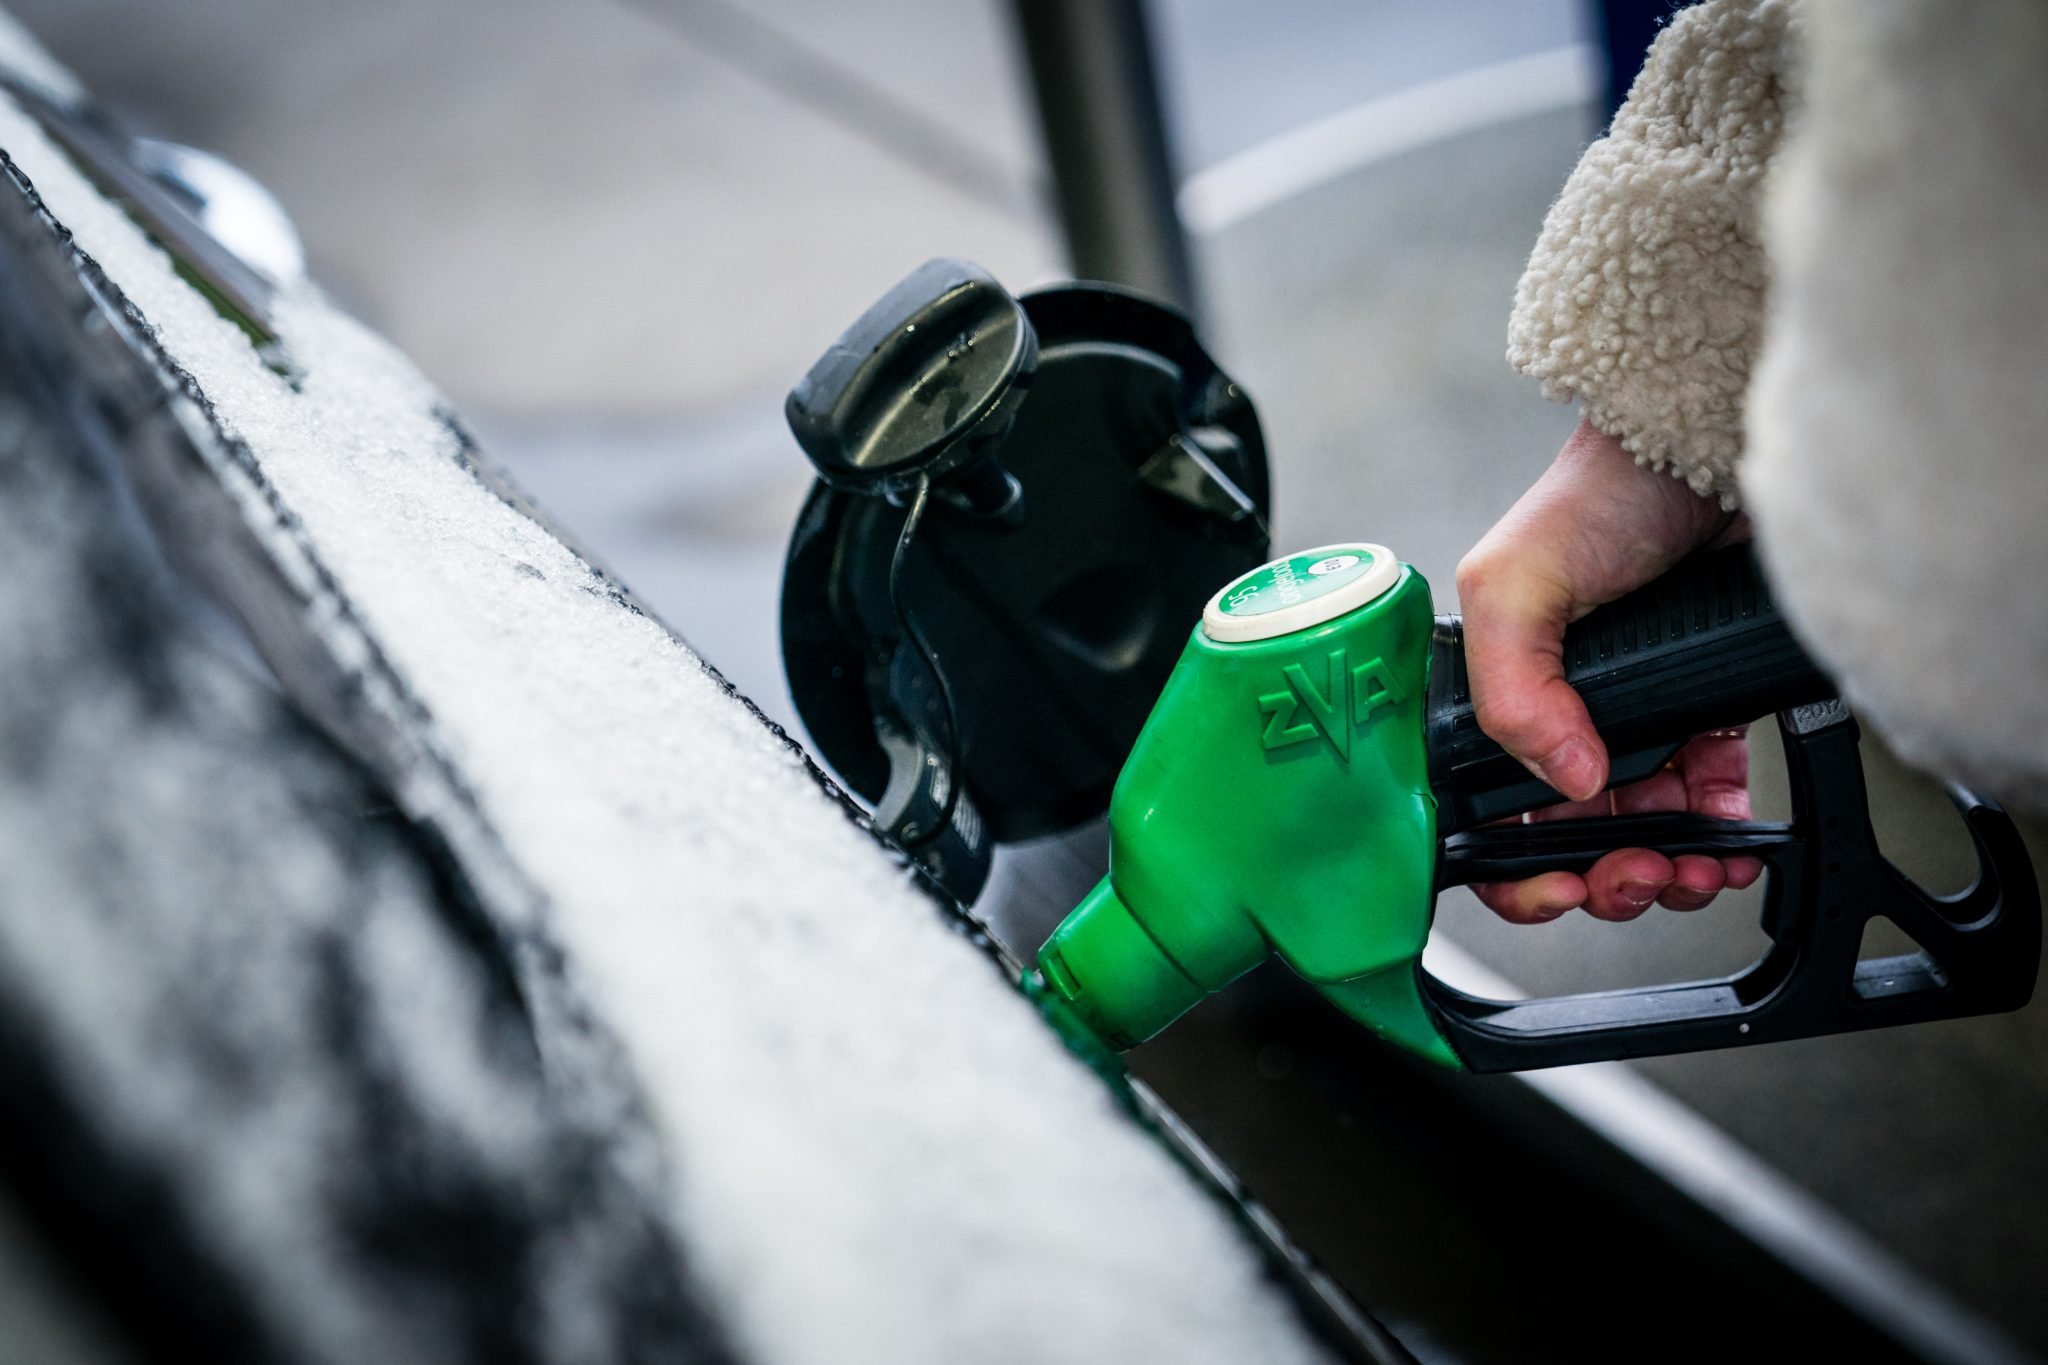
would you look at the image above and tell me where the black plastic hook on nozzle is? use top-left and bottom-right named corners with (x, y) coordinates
top-left (786, 258), bottom-right (1031, 523)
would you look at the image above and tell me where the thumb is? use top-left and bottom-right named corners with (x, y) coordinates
top-left (1455, 549), bottom-right (1608, 803)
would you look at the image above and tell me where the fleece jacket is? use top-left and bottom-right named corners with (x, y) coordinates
top-left (1509, 0), bottom-right (2048, 807)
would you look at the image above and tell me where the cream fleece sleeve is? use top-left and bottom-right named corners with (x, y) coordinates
top-left (1507, 0), bottom-right (1799, 505)
top-left (1743, 0), bottom-right (2048, 808)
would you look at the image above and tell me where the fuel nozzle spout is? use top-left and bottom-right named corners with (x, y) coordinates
top-left (1039, 879), bottom-right (1205, 1049)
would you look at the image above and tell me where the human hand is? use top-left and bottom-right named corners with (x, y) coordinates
top-left (1454, 417), bottom-right (1762, 923)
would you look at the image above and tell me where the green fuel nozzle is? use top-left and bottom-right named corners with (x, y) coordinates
top-left (1037, 544), bottom-right (1459, 1064)
top-left (1036, 543), bottom-right (2039, 1072)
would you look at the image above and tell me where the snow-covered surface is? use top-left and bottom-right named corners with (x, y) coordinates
top-left (0, 383), bottom-right (713, 1364)
top-left (0, 18), bottom-right (1333, 1365)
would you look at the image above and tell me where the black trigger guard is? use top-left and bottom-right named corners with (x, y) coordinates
top-left (1439, 813), bottom-right (1798, 886)
top-left (1420, 700), bottom-right (2042, 1072)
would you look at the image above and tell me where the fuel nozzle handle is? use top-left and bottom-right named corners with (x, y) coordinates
top-left (1425, 545), bottom-right (1836, 833)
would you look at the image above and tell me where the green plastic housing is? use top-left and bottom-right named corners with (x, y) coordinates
top-left (1037, 562), bottom-right (1462, 1067)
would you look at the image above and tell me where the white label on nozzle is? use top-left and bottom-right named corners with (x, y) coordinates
top-left (1202, 543), bottom-right (1400, 643)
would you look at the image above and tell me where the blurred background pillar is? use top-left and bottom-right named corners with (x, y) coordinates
top-left (1008, 0), bottom-right (1200, 318)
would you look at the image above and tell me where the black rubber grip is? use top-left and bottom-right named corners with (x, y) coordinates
top-left (1426, 545), bottom-right (1835, 833)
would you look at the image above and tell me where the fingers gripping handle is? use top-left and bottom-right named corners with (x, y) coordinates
top-left (1425, 545), bottom-right (1836, 833)
top-left (1416, 547), bottom-right (2038, 1073)
top-left (1421, 707), bottom-right (2041, 1071)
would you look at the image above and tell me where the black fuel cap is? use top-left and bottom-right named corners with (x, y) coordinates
top-left (786, 258), bottom-right (1038, 497)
